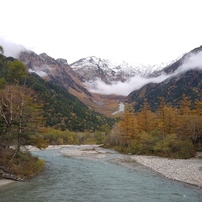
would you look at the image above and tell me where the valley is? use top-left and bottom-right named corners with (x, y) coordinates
top-left (17, 51), bottom-right (170, 117)
top-left (1, 43), bottom-right (202, 187)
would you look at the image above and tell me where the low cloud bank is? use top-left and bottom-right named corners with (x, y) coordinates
top-left (176, 51), bottom-right (202, 73)
top-left (0, 37), bottom-right (25, 58)
top-left (28, 64), bottom-right (52, 77)
top-left (85, 74), bottom-right (170, 96)
top-left (29, 69), bottom-right (48, 77)
top-left (85, 50), bottom-right (202, 96)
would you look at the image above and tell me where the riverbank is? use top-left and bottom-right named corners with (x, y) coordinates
top-left (1, 145), bottom-right (201, 188)
top-left (0, 179), bottom-right (16, 186)
top-left (60, 145), bottom-right (107, 159)
top-left (130, 155), bottom-right (202, 188)
top-left (24, 144), bottom-right (102, 151)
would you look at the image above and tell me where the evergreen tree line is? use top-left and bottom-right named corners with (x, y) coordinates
top-left (105, 95), bottom-right (202, 158)
top-left (25, 73), bottom-right (114, 132)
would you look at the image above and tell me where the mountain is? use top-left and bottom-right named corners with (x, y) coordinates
top-left (127, 45), bottom-right (202, 111)
top-left (18, 51), bottom-right (91, 96)
top-left (18, 45), bottom-right (202, 116)
top-left (18, 51), bottom-right (126, 116)
top-left (25, 73), bottom-right (114, 131)
top-left (0, 53), bottom-right (114, 131)
top-left (18, 50), bottom-right (183, 116)
top-left (70, 56), bottom-right (167, 84)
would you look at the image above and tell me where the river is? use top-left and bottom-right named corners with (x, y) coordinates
top-left (0, 146), bottom-right (202, 202)
top-left (112, 102), bottom-right (125, 115)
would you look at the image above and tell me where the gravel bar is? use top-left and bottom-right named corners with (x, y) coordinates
top-left (130, 155), bottom-right (202, 187)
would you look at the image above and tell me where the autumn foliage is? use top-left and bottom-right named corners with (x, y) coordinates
top-left (106, 95), bottom-right (202, 158)
top-left (0, 50), bottom-right (47, 179)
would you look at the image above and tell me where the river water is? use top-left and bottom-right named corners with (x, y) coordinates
top-left (0, 147), bottom-right (202, 202)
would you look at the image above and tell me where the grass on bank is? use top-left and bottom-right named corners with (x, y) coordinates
top-left (0, 148), bottom-right (44, 180)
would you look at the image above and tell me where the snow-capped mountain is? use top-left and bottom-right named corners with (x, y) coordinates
top-left (127, 45), bottom-right (202, 111)
top-left (70, 56), bottom-right (170, 84)
top-left (17, 44), bottom-right (202, 116)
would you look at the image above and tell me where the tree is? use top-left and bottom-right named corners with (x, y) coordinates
top-left (176, 95), bottom-right (202, 147)
top-left (0, 85), bottom-right (47, 153)
top-left (156, 98), bottom-right (178, 139)
top-left (153, 134), bottom-right (195, 158)
top-left (193, 100), bottom-right (202, 116)
top-left (137, 100), bottom-right (156, 133)
top-left (16, 86), bottom-right (46, 151)
top-left (179, 94), bottom-right (191, 115)
top-left (105, 122), bottom-right (122, 147)
top-left (165, 107), bottom-right (178, 134)
top-left (156, 98), bottom-right (167, 140)
top-left (134, 131), bottom-right (158, 154)
top-left (0, 53), bottom-right (7, 82)
top-left (0, 45), bottom-right (4, 55)
top-left (0, 85), bottom-right (21, 148)
top-left (0, 56), bottom-right (28, 85)
top-left (7, 60), bottom-right (28, 84)
top-left (119, 110), bottom-right (138, 146)
top-left (177, 114), bottom-right (202, 147)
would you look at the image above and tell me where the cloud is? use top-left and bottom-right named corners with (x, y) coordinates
top-left (29, 69), bottom-right (47, 77)
top-left (85, 50), bottom-right (202, 96)
top-left (0, 37), bottom-right (26, 58)
top-left (176, 51), bottom-right (202, 74)
top-left (85, 74), bottom-right (170, 96)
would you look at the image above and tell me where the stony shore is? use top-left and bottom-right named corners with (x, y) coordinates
top-left (60, 145), bottom-right (107, 159)
top-left (130, 155), bottom-right (202, 188)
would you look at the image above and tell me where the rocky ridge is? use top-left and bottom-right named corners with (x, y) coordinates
top-left (18, 51), bottom-right (92, 96)
top-left (70, 56), bottom-right (169, 84)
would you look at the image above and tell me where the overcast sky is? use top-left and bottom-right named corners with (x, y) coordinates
top-left (1, 0), bottom-right (202, 65)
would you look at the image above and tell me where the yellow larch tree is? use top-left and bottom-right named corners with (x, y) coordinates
top-left (119, 110), bottom-right (138, 147)
top-left (136, 100), bottom-right (156, 133)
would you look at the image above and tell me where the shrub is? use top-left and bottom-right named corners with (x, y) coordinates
top-left (153, 134), bottom-right (195, 159)
top-left (0, 149), bottom-right (44, 179)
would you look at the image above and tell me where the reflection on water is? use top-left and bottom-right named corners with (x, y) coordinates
top-left (0, 147), bottom-right (202, 202)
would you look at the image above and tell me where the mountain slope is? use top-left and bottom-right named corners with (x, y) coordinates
top-left (0, 54), bottom-right (114, 131)
top-left (18, 51), bottom-right (126, 116)
top-left (18, 46), bottom-right (202, 116)
top-left (25, 73), bottom-right (114, 131)
top-left (127, 45), bottom-right (202, 111)
top-left (19, 51), bottom-right (91, 96)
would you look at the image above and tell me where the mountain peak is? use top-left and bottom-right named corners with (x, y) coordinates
top-left (39, 52), bottom-right (49, 58)
top-left (56, 58), bottom-right (68, 66)
top-left (70, 56), bottom-right (167, 84)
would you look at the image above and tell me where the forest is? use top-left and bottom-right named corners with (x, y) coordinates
top-left (105, 96), bottom-right (202, 159)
